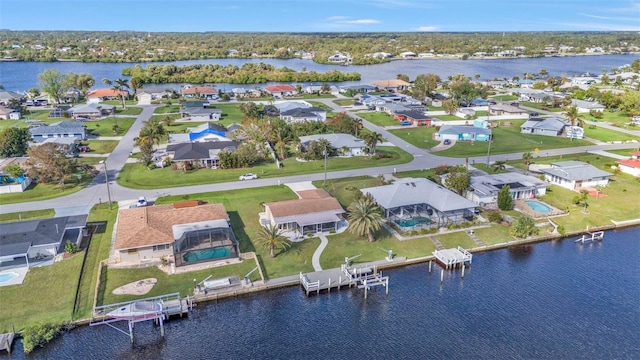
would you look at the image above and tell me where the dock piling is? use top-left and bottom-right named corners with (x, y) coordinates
top-left (461, 264), bottom-right (465, 278)
top-left (440, 269), bottom-right (444, 283)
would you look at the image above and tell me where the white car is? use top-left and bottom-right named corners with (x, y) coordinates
top-left (239, 173), bottom-right (258, 181)
top-left (137, 197), bottom-right (148, 207)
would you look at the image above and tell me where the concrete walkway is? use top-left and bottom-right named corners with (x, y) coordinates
top-left (311, 235), bottom-right (329, 271)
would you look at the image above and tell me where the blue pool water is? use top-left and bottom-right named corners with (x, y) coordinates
top-left (525, 200), bottom-right (553, 213)
top-left (398, 216), bottom-right (432, 227)
top-left (0, 272), bottom-right (19, 284)
top-left (183, 247), bottom-right (231, 263)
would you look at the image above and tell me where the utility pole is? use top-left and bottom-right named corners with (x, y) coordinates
top-left (323, 144), bottom-right (328, 187)
top-left (101, 160), bottom-right (112, 209)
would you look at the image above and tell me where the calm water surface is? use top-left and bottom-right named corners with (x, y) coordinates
top-left (1, 54), bottom-right (638, 91)
top-left (7, 227), bottom-right (639, 359)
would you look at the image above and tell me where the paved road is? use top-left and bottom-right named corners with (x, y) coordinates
top-left (1, 101), bottom-right (638, 215)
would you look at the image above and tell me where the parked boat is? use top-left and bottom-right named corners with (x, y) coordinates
top-left (107, 301), bottom-right (162, 320)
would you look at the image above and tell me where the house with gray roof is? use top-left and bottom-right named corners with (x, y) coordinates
top-left (280, 107), bottom-right (327, 123)
top-left (570, 99), bottom-right (605, 113)
top-left (468, 173), bottom-right (548, 206)
top-left (166, 141), bottom-right (239, 168)
top-left (520, 117), bottom-right (570, 137)
top-left (0, 215), bottom-right (87, 269)
top-left (68, 103), bottom-right (115, 119)
top-left (180, 107), bottom-right (222, 121)
top-left (540, 161), bottom-right (611, 191)
top-left (436, 125), bottom-right (491, 142)
top-left (299, 133), bottom-right (367, 156)
top-left (361, 178), bottom-right (477, 231)
top-left (29, 121), bottom-right (87, 142)
top-left (0, 91), bottom-right (24, 106)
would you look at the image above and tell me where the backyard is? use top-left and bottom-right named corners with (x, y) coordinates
top-left (388, 127), bottom-right (438, 149)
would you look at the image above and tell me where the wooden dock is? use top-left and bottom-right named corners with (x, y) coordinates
top-left (433, 246), bottom-right (472, 269)
top-left (0, 332), bottom-right (15, 354)
top-left (575, 231), bottom-right (604, 243)
top-left (300, 261), bottom-right (390, 298)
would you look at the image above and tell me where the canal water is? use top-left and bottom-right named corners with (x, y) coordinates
top-left (7, 227), bottom-right (639, 359)
top-left (1, 54), bottom-right (638, 91)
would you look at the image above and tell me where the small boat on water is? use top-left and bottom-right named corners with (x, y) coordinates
top-left (107, 301), bottom-right (162, 321)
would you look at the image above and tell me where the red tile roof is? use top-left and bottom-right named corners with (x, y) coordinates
top-left (87, 88), bottom-right (128, 98)
top-left (264, 84), bottom-right (296, 93)
top-left (182, 86), bottom-right (217, 94)
top-left (617, 158), bottom-right (640, 169)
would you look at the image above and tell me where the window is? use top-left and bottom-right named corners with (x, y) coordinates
top-left (153, 244), bottom-right (171, 252)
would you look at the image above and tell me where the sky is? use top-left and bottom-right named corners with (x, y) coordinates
top-left (0, 0), bottom-right (639, 32)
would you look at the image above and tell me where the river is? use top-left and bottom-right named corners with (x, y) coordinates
top-left (1, 54), bottom-right (638, 92)
top-left (5, 227), bottom-right (639, 359)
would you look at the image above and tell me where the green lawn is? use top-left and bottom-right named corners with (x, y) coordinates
top-left (302, 94), bottom-right (335, 99)
top-left (0, 176), bottom-right (93, 204)
top-left (314, 176), bottom-right (383, 207)
top-left (388, 127), bottom-right (437, 149)
top-left (85, 117), bottom-right (135, 137)
top-left (435, 115), bottom-right (464, 121)
top-left (519, 102), bottom-right (564, 112)
top-left (116, 107), bottom-right (143, 115)
top-left (334, 99), bottom-right (355, 106)
top-left (592, 111), bottom-right (636, 126)
top-left (154, 105), bottom-right (181, 114)
top-left (607, 149), bottom-right (639, 157)
top-left (0, 209), bottom-right (55, 223)
top-left (306, 101), bottom-right (333, 110)
top-left (118, 146), bottom-right (412, 189)
top-left (434, 120), bottom-right (593, 157)
top-left (82, 140), bottom-right (119, 154)
top-left (473, 225), bottom-right (514, 245)
top-left (101, 100), bottom-right (138, 106)
top-left (490, 95), bottom-right (518, 101)
top-left (583, 124), bottom-right (640, 142)
top-left (437, 231), bottom-right (477, 249)
top-left (359, 112), bottom-right (398, 127)
top-left (393, 168), bottom-right (438, 179)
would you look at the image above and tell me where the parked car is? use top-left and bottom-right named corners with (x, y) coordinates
top-left (78, 145), bottom-right (91, 152)
top-left (239, 173), bottom-right (258, 181)
top-left (529, 112), bottom-right (539, 118)
top-left (137, 197), bottom-right (147, 207)
top-left (400, 121), bottom-right (412, 126)
top-left (443, 139), bottom-right (451, 145)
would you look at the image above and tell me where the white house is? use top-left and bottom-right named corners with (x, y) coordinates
top-left (571, 99), bottom-right (605, 113)
top-left (468, 173), bottom-right (547, 206)
top-left (616, 151), bottom-right (640, 177)
top-left (540, 161), bottom-right (611, 191)
top-left (299, 133), bottom-right (367, 156)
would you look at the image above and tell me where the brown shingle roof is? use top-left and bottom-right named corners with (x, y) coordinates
top-left (264, 197), bottom-right (344, 218)
top-left (373, 79), bottom-right (411, 88)
top-left (115, 203), bottom-right (229, 250)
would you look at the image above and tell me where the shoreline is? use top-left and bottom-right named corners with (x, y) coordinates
top-left (60, 218), bottom-right (639, 330)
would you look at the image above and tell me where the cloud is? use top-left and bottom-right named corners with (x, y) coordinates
top-left (326, 16), bottom-right (380, 25)
top-left (416, 26), bottom-right (439, 31)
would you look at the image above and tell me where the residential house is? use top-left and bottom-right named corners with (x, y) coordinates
top-left (114, 202), bottom-right (239, 267)
top-left (0, 105), bottom-right (21, 120)
top-left (48, 105), bottom-right (72, 118)
top-left (166, 141), bottom-right (239, 168)
top-left (468, 173), bottom-right (548, 206)
top-left (372, 79), bottom-right (411, 92)
top-left (0, 91), bottom-right (24, 106)
top-left (338, 85), bottom-right (376, 94)
top-left (264, 84), bottom-right (297, 97)
top-left (327, 52), bottom-right (351, 63)
top-left (540, 161), bottom-right (611, 191)
top-left (616, 151), bottom-right (640, 177)
top-left (570, 99), bottom-right (605, 113)
top-left (520, 117), bottom-right (570, 137)
top-left (0, 157), bottom-right (31, 194)
top-left (86, 88), bottom-right (128, 104)
top-left (394, 110), bottom-right (432, 126)
top-left (455, 108), bottom-right (476, 119)
top-left (137, 88), bottom-right (172, 105)
top-left (168, 122), bottom-right (230, 143)
top-left (29, 121), bottom-right (87, 142)
top-left (180, 107), bottom-right (222, 121)
top-left (303, 85), bottom-right (340, 96)
top-left (435, 125), bottom-right (491, 142)
top-left (182, 86), bottom-right (218, 99)
top-left (261, 189), bottom-right (346, 237)
top-left (489, 103), bottom-right (527, 117)
top-left (361, 178), bottom-right (477, 230)
top-left (399, 51), bottom-right (417, 58)
top-left (68, 103), bottom-right (115, 119)
top-left (280, 107), bottom-right (327, 123)
top-left (0, 215), bottom-right (87, 269)
top-left (299, 133), bottom-right (367, 156)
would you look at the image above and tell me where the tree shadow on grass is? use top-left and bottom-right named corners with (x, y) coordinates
top-left (228, 211), bottom-right (255, 253)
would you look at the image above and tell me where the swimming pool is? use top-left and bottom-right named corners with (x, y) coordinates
top-left (397, 216), bottom-right (433, 228)
top-left (183, 248), bottom-right (232, 263)
top-left (0, 272), bottom-right (19, 284)
top-left (525, 200), bottom-right (553, 213)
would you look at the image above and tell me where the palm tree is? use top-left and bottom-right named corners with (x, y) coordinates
top-left (492, 160), bottom-right (507, 173)
top-left (565, 105), bottom-right (580, 140)
top-left (113, 78), bottom-right (130, 109)
top-left (363, 132), bottom-right (383, 155)
top-left (347, 196), bottom-right (382, 243)
top-left (522, 152), bottom-right (534, 173)
top-left (257, 224), bottom-right (290, 258)
top-left (579, 190), bottom-right (590, 213)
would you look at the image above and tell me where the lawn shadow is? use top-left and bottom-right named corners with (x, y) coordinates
top-left (228, 211), bottom-right (255, 253)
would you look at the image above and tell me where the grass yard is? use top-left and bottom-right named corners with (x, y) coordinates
top-left (116, 107), bottom-right (143, 115)
top-left (118, 146), bottom-right (412, 189)
top-left (435, 115), bottom-right (463, 121)
top-left (490, 95), bottom-right (518, 101)
top-left (333, 99), bottom-right (355, 106)
top-left (388, 127), bottom-right (437, 149)
top-left (101, 100), bottom-right (138, 106)
top-left (472, 224), bottom-right (514, 245)
top-left (519, 101), bottom-right (564, 112)
top-left (313, 176), bottom-right (384, 207)
top-left (85, 117), bottom-right (136, 137)
top-left (0, 176), bottom-right (93, 204)
top-left (306, 101), bottom-right (332, 110)
top-left (434, 120), bottom-right (593, 157)
top-left (583, 124), bottom-right (640, 142)
top-left (607, 149), bottom-right (639, 157)
top-left (359, 112), bottom-right (398, 127)
top-left (302, 94), bottom-right (335, 99)
top-left (82, 140), bottom-right (119, 154)
top-left (0, 254), bottom-right (84, 332)
top-left (0, 209), bottom-right (55, 223)
top-left (592, 111), bottom-right (636, 126)
top-left (154, 105), bottom-right (181, 114)
top-left (437, 231), bottom-right (478, 249)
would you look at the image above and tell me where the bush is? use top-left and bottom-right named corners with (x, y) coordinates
top-left (557, 225), bottom-right (566, 236)
top-left (64, 240), bottom-right (79, 254)
top-left (22, 323), bottom-right (62, 354)
top-left (486, 210), bottom-right (502, 223)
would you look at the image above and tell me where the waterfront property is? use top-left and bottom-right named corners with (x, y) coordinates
top-left (298, 133), bottom-right (367, 156)
top-left (361, 178), bottom-right (477, 231)
top-left (616, 151), bottom-right (640, 177)
top-left (87, 88), bottom-right (128, 103)
top-left (113, 201), bottom-right (239, 266)
top-left (372, 79), bottom-right (411, 92)
top-left (468, 172), bottom-right (548, 206)
top-left (264, 84), bottom-right (297, 97)
top-left (540, 161), bottom-right (611, 192)
top-left (182, 86), bottom-right (218, 99)
top-left (260, 189), bottom-right (346, 238)
top-left (0, 215), bottom-right (87, 271)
